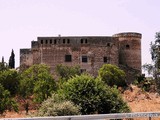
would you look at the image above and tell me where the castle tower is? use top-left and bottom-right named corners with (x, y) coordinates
top-left (113, 32), bottom-right (142, 72)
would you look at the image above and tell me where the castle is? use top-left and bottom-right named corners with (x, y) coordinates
top-left (20, 32), bottom-right (142, 79)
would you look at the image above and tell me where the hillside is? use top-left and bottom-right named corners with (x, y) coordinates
top-left (2, 85), bottom-right (160, 118)
top-left (123, 85), bottom-right (160, 112)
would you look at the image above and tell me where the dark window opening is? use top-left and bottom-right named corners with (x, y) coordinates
top-left (81, 39), bottom-right (83, 44)
top-left (67, 39), bottom-right (70, 44)
top-left (65, 55), bottom-right (72, 62)
top-left (126, 44), bottom-right (130, 49)
top-left (63, 39), bottom-right (65, 44)
top-left (50, 39), bottom-right (52, 44)
top-left (103, 57), bottom-right (108, 63)
top-left (45, 40), bottom-right (48, 44)
top-left (85, 39), bottom-right (88, 43)
top-left (82, 56), bottom-right (88, 62)
top-left (80, 69), bottom-right (86, 73)
top-left (54, 39), bottom-right (57, 44)
top-left (41, 40), bottom-right (43, 44)
top-left (107, 43), bottom-right (110, 47)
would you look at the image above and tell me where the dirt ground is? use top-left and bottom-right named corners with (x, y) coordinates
top-left (2, 85), bottom-right (160, 119)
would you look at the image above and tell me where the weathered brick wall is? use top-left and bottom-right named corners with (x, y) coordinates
top-left (20, 49), bottom-right (33, 67)
top-left (29, 36), bottom-right (119, 76)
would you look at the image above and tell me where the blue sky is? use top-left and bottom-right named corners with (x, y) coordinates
top-left (0, 0), bottom-right (160, 72)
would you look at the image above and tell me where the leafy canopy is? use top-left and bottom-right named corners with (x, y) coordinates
top-left (19, 64), bottom-right (56, 103)
top-left (98, 64), bottom-right (126, 87)
top-left (59, 74), bottom-right (130, 115)
top-left (0, 69), bottom-right (20, 95)
top-left (0, 84), bottom-right (18, 115)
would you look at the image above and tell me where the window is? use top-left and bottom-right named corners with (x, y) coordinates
top-left (65, 55), bottom-right (72, 62)
top-left (81, 39), bottom-right (87, 44)
top-left (50, 39), bottom-right (52, 44)
top-left (80, 69), bottom-right (86, 73)
top-left (41, 40), bottom-right (43, 44)
top-left (103, 57), bottom-right (108, 63)
top-left (107, 43), bottom-right (110, 47)
top-left (85, 39), bottom-right (88, 43)
top-left (82, 56), bottom-right (88, 62)
top-left (81, 39), bottom-right (83, 44)
top-left (63, 39), bottom-right (65, 44)
top-left (45, 40), bottom-right (48, 44)
top-left (67, 39), bottom-right (70, 44)
top-left (54, 39), bottom-right (57, 44)
top-left (126, 44), bottom-right (130, 49)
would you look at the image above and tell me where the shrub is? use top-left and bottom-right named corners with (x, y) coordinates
top-left (37, 94), bottom-right (81, 116)
top-left (98, 64), bottom-right (126, 87)
top-left (0, 84), bottom-right (18, 115)
top-left (59, 74), bottom-right (130, 114)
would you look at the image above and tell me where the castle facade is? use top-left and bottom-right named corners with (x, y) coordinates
top-left (20, 32), bottom-right (142, 77)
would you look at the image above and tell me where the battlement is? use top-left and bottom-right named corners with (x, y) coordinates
top-left (36, 36), bottom-right (119, 47)
top-left (20, 49), bottom-right (31, 54)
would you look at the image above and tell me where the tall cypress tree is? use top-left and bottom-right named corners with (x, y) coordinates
top-left (9, 49), bottom-right (15, 69)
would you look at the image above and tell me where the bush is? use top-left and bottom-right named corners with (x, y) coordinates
top-left (0, 84), bottom-right (18, 115)
top-left (59, 74), bottom-right (130, 114)
top-left (98, 64), bottom-right (126, 87)
top-left (37, 94), bottom-right (81, 116)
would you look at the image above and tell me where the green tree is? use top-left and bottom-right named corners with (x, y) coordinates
top-left (9, 49), bottom-right (15, 69)
top-left (143, 32), bottom-right (160, 92)
top-left (0, 84), bottom-right (18, 115)
top-left (59, 74), bottom-right (130, 115)
top-left (0, 69), bottom-right (20, 95)
top-left (56, 64), bottom-right (81, 80)
top-left (98, 64), bottom-right (126, 87)
top-left (0, 57), bottom-right (9, 71)
top-left (37, 94), bottom-right (81, 116)
top-left (20, 64), bottom-right (56, 103)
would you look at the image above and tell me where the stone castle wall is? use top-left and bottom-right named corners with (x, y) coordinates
top-left (20, 32), bottom-right (142, 77)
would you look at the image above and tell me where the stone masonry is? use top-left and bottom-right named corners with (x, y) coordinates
top-left (20, 32), bottom-right (142, 78)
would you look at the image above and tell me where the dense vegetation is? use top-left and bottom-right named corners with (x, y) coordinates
top-left (0, 55), bottom-right (130, 116)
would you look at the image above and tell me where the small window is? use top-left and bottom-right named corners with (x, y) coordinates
top-left (85, 39), bottom-right (88, 43)
top-left (67, 39), bottom-right (70, 44)
top-left (81, 39), bottom-right (83, 44)
top-left (107, 43), bottom-right (110, 47)
top-left (82, 56), bottom-right (88, 62)
top-left (45, 40), bottom-right (48, 44)
top-left (63, 39), bottom-right (65, 44)
top-left (80, 69), bottom-right (86, 73)
top-left (103, 57), bottom-right (108, 63)
top-left (50, 39), bottom-right (52, 44)
top-left (54, 39), bottom-right (57, 44)
top-left (126, 44), bottom-right (130, 49)
top-left (41, 40), bottom-right (43, 44)
top-left (65, 55), bottom-right (72, 62)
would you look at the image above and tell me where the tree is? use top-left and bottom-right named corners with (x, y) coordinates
top-left (0, 84), bottom-right (18, 115)
top-left (98, 64), bottom-right (126, 87)
top-left (56, 64), bottom-right (81, 80)
top-left (143, 32), bottom-right (160, 92)
top-left (9, 49), bottom-right (15, 69)
top-left (37, 94), bottom-right (81, 116)
top-left (59, 74), bottom-right (130, 115)
top-left (0, 57), bottom-right (9, 71)
top-left (0, 69), bottom-right (20, 95)
top-left (20, 64), bottom-right (57, 103)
